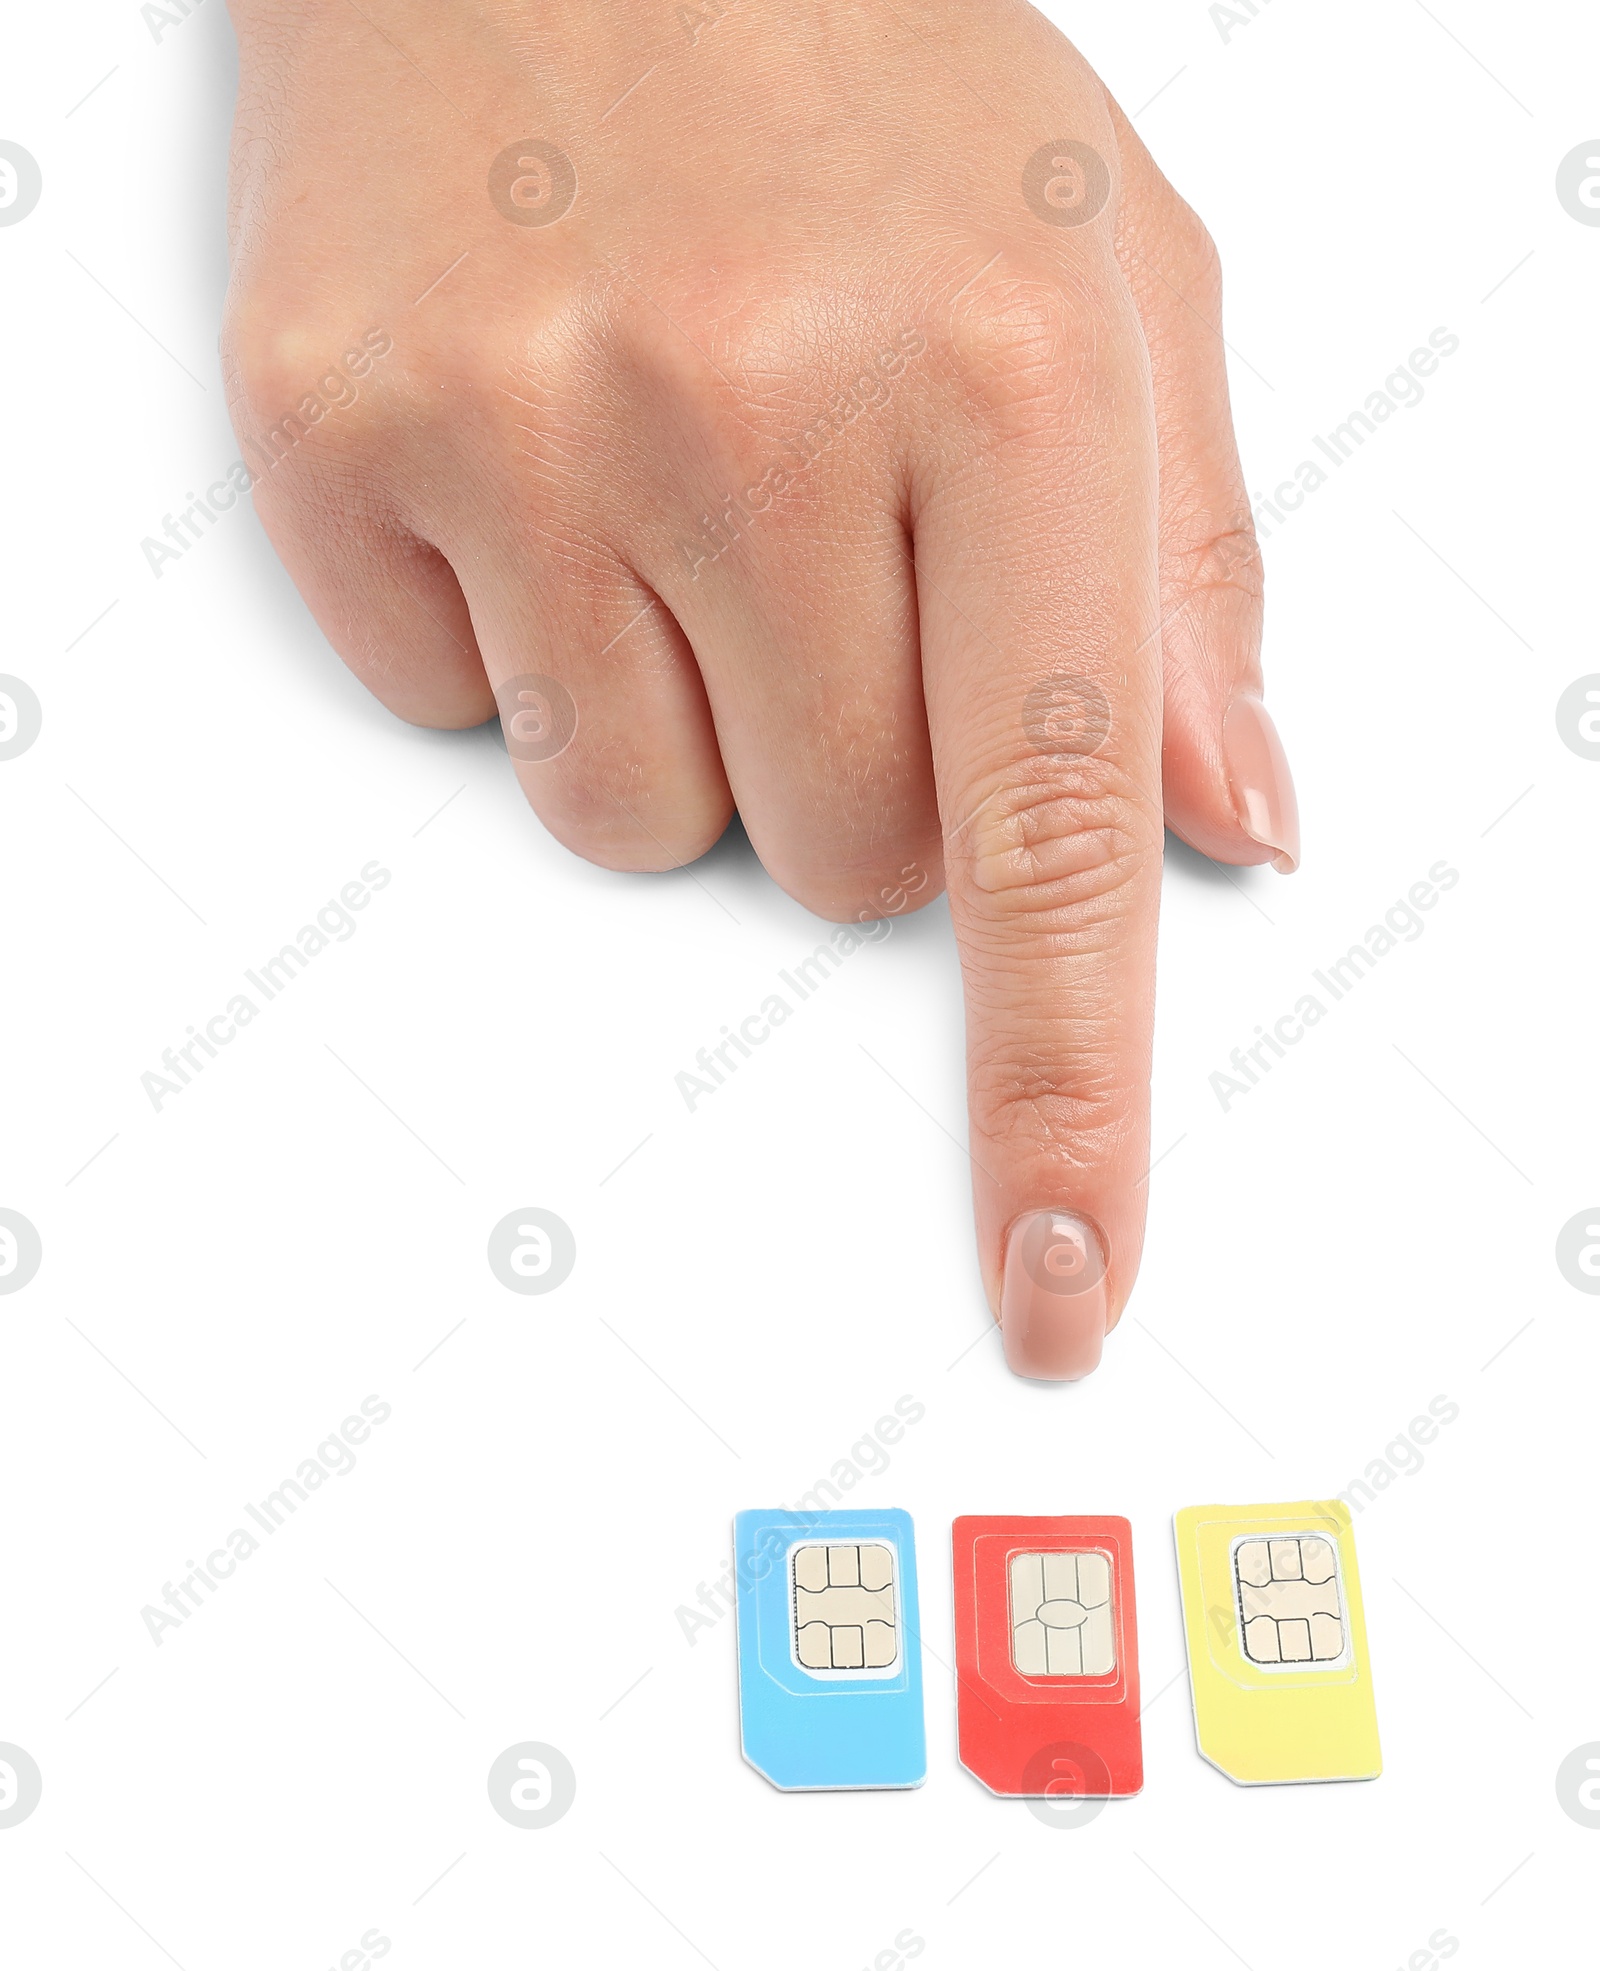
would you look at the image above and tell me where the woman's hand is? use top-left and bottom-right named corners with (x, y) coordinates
top-left (223, 0), bottom-right (1298, 1378)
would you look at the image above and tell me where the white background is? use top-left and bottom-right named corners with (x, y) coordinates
top-left (2, 0), bottom-right (1596, 1965)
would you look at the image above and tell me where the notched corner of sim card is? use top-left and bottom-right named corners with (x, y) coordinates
top-left (735, 1716), bottom-right (798, 1796)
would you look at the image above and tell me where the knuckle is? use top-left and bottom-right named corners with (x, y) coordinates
top-left (967, 1036), bottom-right (1139, 1163)
top-left (222, 297), bottom-right (393, 450)
top-left (609, 272), bottom-right (763, 423)
top-left (612, 276), bottom-right (887, 480)
top-left (1163, 198), bottom-right (1223, 302)
top-left (961, 763), bottom-right (1158, 941)
top-left (1179, 210), bottom-right (1225, 307)
top-left (1122, 168), bottom-right (1222, 306)
top-left (468, 308), bottom-right (592, 401)
top-left (223, 299), bottom-right (382, 427)
top-left (220, 295), bottom-right (302, 417)
top-left (422, 317), bottom-right (585, 453)
top-left (396, 310), bottom-right (622, 510)
top-left (941, 262), bottom-right (1137, 435)
top-left (1178, 523), bottom-right (1264, 603)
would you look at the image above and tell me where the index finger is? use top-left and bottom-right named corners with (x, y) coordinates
top-left (915, 246), bottom-right (1163, 1381)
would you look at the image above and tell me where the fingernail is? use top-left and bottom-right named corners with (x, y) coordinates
top-left (1000, 1211), bottom-right (1109, 1381)
top-left (1223, 694), bottom-right (1300, 874)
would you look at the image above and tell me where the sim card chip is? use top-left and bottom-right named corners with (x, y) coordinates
top-left (1233, 1534), bottom-right (1346, 1667)
top-left (1009, 1550), bottom-right (1117, 1677)
top-left (791, 1541), bottom-right (899, 1674)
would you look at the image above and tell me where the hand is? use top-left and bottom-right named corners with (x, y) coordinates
top-left (223, 0), bottom-right (1299, 1379)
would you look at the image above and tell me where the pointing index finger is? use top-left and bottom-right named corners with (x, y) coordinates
top-left (915, 233), bottom-right (1163, 1381)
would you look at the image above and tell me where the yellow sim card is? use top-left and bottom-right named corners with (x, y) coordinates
top-left (1174, 1501), bottom-right (1381, 1786)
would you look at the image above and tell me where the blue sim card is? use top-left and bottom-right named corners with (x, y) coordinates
top-left (734, 1507), bottom-right (926, 1791)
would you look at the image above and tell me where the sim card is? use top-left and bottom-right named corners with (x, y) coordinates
top-left (734, 1508), bottom-right (926, 1791)
top-left (952, 1516), bottom-right (1142, 1798)
top-left (1174, 1501), bottom-right (1381, 1786)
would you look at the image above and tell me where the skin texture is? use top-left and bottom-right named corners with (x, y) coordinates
top-left (223, 0), bottom-right (1299, 1377)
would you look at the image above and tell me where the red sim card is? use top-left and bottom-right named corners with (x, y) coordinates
top-left (952, 1516), bottom-right (1142, 1798)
